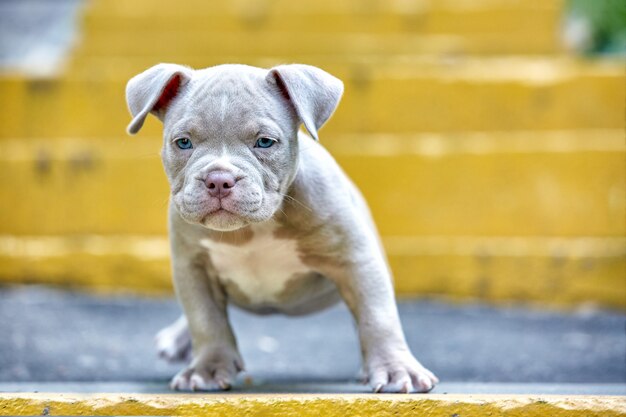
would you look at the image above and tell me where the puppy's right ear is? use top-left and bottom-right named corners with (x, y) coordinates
top-left (125, 63), bottom-right (193, 135)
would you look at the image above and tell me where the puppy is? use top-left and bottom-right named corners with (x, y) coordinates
top-left (125, 63), bottom-right (438, 393)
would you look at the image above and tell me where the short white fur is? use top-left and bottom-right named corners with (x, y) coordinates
top-left (200, 221), bottom-right (309, 305)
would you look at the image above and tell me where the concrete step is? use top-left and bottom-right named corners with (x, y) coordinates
top-left (0, 286), bottom-right (626, 384)
top-left (2, 382), bottom-right (626, 396)
top-left (0, 130), bottom-right (623, 237)
top-left (1, 57), bottom-right (624, 139)
top-left (0, 283), bottom-right (624, 414)
top-left (1, 287), bottom-right (625, 383)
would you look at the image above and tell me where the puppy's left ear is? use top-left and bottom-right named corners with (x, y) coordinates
top-left (267, 64), bottom-right (343, 141)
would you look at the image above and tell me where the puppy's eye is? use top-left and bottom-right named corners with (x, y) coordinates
top-left (174, 138), bottom-right (193, 150)
top-left (255, 137), bottom-right (276, 149)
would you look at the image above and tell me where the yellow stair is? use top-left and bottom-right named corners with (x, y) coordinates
top-left (2, 392), bottom-right (626, 417)
top-left (77, 0), bottom-right (563, 56)
top-left (1, 57), bottom-right (625, 139)
top-left (0, 0), bottom-right (624, 308)
top-left (1, 131), bottom-right (624, 237)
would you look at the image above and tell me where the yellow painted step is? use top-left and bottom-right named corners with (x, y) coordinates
top-left (81, 6), bottom-right (561, 37)
top-left (0, 131), bottom-right (623, 237)
top-left (72, 31), bottom-right (561, 58)
top-left (2, 58), bottom-right (624, 139)
top-left (0, 234), bottom-right (624, 308)
top-left (2, 392), bottom-right (624, 417)
top-left (86, 0), bottom-right (562, 17)
top-left (75, 0), bottom-right (563, 55)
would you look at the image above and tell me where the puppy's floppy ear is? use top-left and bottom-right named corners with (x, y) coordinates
top-left (125, 63), bottom-right (193, 135)
top-left (267, 64), bottom-right (343, 141)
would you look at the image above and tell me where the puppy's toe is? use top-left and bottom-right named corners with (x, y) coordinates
top-left (170, 368), bottom-right (193, 391)
top-left (389, 369), bottom-right (413, 393)
top-left (170, 368), bottom-right (223, 392)
top-left (189, 371), bottom-right (212, 391)
top-left (188, 370), bottom-right (232, 391)
top-left (367, 352), bottom-right (438, 393)
top-left (369, 369), bottom-right (389, 393)
top-left (409, 365), bottom-right (438, 393)
top-left (369, 368), bottom-right (415, 393)
top-left (169, 351), bottom-right (241, 392)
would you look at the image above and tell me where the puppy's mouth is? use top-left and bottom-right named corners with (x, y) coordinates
top-left (203, 206), bottom-right (234, 218)
top-left (200, 205), bottom-right (249, 231)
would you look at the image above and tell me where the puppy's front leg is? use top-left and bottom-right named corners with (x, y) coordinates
top-left (332, 242), bottom-right (438, 393)
top-left (169, 250), bottom-right (243, 391)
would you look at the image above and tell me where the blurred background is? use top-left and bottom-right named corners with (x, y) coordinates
top-left (0, 0), bottom-right (625, 391)
top-left (0, 0), bottom-right (624, 310)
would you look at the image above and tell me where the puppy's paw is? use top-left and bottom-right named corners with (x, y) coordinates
top-left (155, 317), bottom-right (192, 363)
top-left (366, 350), bottom-right (438, 393)
top-left (170, 346), bottom-right (244, 392)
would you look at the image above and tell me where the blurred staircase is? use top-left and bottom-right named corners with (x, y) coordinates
top-left (0, 0), bottom-right (624, 308)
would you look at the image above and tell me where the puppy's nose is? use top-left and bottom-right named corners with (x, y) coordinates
top-left (205, 171), bottom-right (237, 198)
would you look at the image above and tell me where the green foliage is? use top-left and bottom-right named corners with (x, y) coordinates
top-left (567, 0), bottom-right (626, 53)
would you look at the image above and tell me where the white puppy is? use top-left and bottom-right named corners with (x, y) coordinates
top-left (126, 63), bottom-right (438, 393)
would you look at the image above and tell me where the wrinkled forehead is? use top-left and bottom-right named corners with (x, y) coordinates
top-left (165, 65), bottom-right (294, 138)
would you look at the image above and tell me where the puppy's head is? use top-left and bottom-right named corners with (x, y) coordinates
top-left (125, 64), bottom-right (343, 231)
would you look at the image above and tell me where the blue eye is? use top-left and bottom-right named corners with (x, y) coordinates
top-left (255, 137), bottom-right (276, 148)
top-left (175, 138), bottom-right (193, 149)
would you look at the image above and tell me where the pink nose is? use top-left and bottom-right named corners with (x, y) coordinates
top-left (205, 171), bottom-right (237, 198)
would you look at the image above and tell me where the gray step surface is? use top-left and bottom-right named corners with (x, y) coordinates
top-left (0, 286), bottom-right (624, 394)
top-left (1, 382), bottom-right (625, 396)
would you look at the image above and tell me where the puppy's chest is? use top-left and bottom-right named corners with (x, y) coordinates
top-left (200, 223), bottom-right (309, 305)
